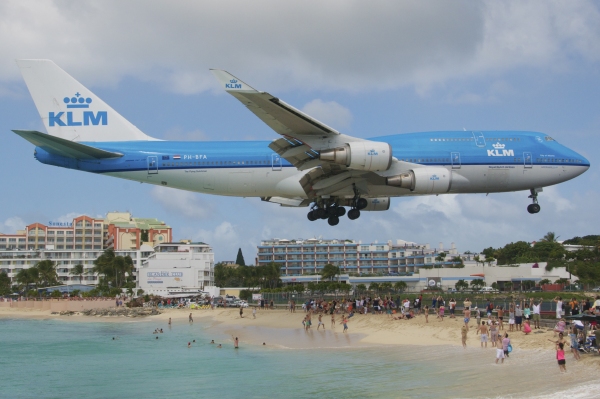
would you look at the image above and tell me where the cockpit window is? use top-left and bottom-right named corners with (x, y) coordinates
top-left (545, 136), bottom-right (555, 141)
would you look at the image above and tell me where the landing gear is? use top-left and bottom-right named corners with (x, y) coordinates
top-left (527, 188), bottom-right (541, 214)
top-left (348, 209), bottom-right (360, 220)
top-left (307, 201), bottom-right (345, 225)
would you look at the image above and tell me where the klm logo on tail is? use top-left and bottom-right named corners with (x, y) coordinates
top-left (225, 79), bottom-right (242, 89)
top-left (48, 93), bottom-right (107, 127)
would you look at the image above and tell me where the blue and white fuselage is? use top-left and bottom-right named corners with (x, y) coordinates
top-left (13, 60), bottom-right (590, 225)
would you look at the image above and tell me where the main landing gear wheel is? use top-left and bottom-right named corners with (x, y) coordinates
top-left (336, 207), bottom-right (346, 217)
top-left (348, 209), bottom-right (361, 220)
top-left (307, 210), bottom-right (317, 221)
top-left (356, 198), bottom-right (368, 210)
top-left (328, 216), bottom-right (340, 226)
top-left (527, 188), bottom-right (541, 214)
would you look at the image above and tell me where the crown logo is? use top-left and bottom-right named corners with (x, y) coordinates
top-left (492, 142), bottom-right (505, 149)
top-left (230, 79), bottom-right (238, 84)
top-left (63, 92), bottom-right (92, 108)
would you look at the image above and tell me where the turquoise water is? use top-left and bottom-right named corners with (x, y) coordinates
top-left (1, 318), bottom-right (598, 399)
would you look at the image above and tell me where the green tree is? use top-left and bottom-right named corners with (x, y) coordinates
top-left (70, 264), bottom-right (84, 285)
top-left (356, 283), bottom-right (367, 295)
top-left (92, 249), bottom-right (134, 289)
top-left (394, 281), bottom-right (407, 292)
top-left (435, 252), bottom-right (446, 268)
top-left (15, 268), bottom-right (38, 296)
top-left (36, 260), bottom-right (58, 287)
top-left (540, 232), bottom-right (560, 243)
top-left (380, 282), bottom-right (392, 293)
top-left (235, 248), bottom-right (246, 266)
top-left (455, 279), bottom-right (469, 291)
top-left (470, 279), bottom-right (485, 290)
top-left (0, 271), bottom-right (12, 296)
top-left (539, 278), bottom-right (551, 286)
top-left (321, 264), bottom-right (340, 281)
top-left (369, 282), bottom-right (380, 293)
top-left (484, 255), bottom-right (496, 268)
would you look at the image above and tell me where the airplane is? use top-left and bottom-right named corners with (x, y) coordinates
top-left (12, 60), bottom-right (590, 226)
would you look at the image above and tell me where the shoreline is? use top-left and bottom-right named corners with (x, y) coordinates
top-left (2, 306), bottom-right (598, 353)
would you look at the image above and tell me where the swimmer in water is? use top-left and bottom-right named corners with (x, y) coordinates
top-left (188, 342), bottom-right (191, 348)
top-left (234, 336), bottom-right (239, 348)
top-left (210, 340), bottom-right (215, 344)
top-left (217, 344), bottom-right (222, 348)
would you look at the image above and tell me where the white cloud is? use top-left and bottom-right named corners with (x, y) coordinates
top-left (151, 186), bottom-right (213, 219)
top-left (1, 1), bottom-right (598, 95)
top-left (301, 99), bottom-right (353, 130)
top-left (0, 216), bottom-right (25, 234)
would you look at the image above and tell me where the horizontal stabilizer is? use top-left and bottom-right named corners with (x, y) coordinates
top-left (12, 130), bottom-right (123, 159)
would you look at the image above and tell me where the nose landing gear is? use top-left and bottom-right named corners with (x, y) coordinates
top-left (527, 188), bottom-right (541, 214)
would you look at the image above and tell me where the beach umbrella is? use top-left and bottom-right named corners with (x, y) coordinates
top-left (565, 314), bottom-right (600, 322)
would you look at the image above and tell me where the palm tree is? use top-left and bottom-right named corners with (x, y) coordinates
top-left (393, 281), bottom-right (407, 293)
top-left (435, 252), bottom-right (446, 268)
top-left (36, 260), bottom-right (58, 287)
top-left (70, 264), bottom-right (84, 285)
top-left (321, 264), bottom-right (340, 281)
top-left (15, 268), bottom-right (38, 296)
top-left (541, 232), bottom-right (560, 243)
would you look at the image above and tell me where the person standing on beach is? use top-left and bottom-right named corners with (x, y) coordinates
top-left (554, 296), bottom-right (563, 319)
top-left (496, 306), bottom-right (504, 330)
top-left (432, 296), bottom-right (437, 312)
top-left (502, 333), bottom-right (511, 358)
top-left (463, 306), bottom-right (471, 329)
top-left (568, 326), bottom-right (581, 361)
top-left (239, 306), bottom-right (243, 318)
top-left (461, 325), bottom-right (468, 348)
top-left (233, 336), bottom-right (239, 348)
top-left (508, 305), bottom-right (515, 332)
top-left (331, 313), bottom-right (336, 329)
top-left (189, 313), bottom-right (193, 323)
top-left (449, 298), bottom-right (456, 319)
top-left (252, 307), bottom-right (257, 319)
top-left (532, 298), bottom-right (542, 329)
top-left (514, 302), bottom-right (523, 331)
top-left (424, 305), bottom-right (429, 323)
top-left (477, 321), bottom-right (489, 348)
top-left (317, 314), bottom-right (325, 330)
top-left (342, 316), bottom-right (349, 333)
top-left (556, 342), bottom-right (566, 372)
top-left (490, 321), bottom-right (498, 347)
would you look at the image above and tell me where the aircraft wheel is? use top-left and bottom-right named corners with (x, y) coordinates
top-left (328, 216), bottom-right (339, 226)
top-left (336, 207), bottom-right (346, 217)
top-left (348, 209), bottom-right (361, 220)
top-left (357, 198), bottom-right (368, 210)
top-left (307, 210), bottom-right (317, 221)
top-left (315, 208), bottom-right (326, 219)
top-left (527, 204), bottom-right (541, 214)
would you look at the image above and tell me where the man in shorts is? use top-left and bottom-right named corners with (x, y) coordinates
top-left (495, 347), bottom-right (505, 364)
top-left (477, 321), bottom-right (489, 348)
top-left (531, 298), bottom-right (542, 329)
top-left (514, 303), bottom-right (523, 331)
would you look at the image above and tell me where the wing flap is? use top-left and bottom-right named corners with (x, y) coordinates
top-left (12, 130), bottom-right (123, 159)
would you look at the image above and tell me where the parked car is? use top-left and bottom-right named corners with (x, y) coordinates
top-left (480, 286), bottom-right (498, 293)
top-left (447, 288), bottom-right (457, 293)
top-left (564, 284), bottom-right (582, 291)
top-left (592, 287), bottom-right (600, 292)
top-left (529, 287), bottom-right (542, 292)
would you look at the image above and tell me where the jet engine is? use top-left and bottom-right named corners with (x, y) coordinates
top-left (320, 141), bottom-right (392, 171)
top-left (341, 197), bottom-right (390, 211)
top-left (386, 167), bottom-right (451, 194)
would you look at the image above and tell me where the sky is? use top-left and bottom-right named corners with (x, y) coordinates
top-left (1, 1), bottom-right (599, 262)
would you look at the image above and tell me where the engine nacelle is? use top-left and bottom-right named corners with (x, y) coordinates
top-left (320, 141), bottom-right (392, 171)
top-left (341, 197), bottom-right (390, 211)
top-left (386, 167), bottom-right (451, 194)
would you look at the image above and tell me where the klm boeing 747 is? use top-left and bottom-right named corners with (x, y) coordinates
top-left (12, 60), bottom-right (589, 226)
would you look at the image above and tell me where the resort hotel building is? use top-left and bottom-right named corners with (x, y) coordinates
top-left (0, 212), bottom-right (171, 287)
top-left (256, 238), bottom-right (464, 276)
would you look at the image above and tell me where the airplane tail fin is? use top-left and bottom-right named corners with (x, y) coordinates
top-left (16, 59), bottom-right (155, 142)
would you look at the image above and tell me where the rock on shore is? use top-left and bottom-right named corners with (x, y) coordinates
top-left (51, 307), bottom-right (162, 317)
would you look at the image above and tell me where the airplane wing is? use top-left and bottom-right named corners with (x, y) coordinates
top-left (12, 130), bottom-right (123, 159)
top-left (211, 70), bottom-right (342, 138)
top-left (211, 70), bottom-right (399, 200)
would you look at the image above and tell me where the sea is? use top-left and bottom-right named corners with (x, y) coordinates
top-left (1, 317), bottom-right (598, 399)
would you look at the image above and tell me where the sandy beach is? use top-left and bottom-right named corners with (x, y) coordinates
top-left (3, 305), bottom-right (599, 367)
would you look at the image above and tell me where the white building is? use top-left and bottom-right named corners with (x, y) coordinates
top-left (0, 246), bottom-right (154, 286)
top-left (136, 242), bottom-right (215, 296)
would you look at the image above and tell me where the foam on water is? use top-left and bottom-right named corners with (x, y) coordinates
top-left (0, 318), bottom-right (597, 399)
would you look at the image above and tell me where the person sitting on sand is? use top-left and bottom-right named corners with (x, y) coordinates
top-left (523, 319), bottom-right (532, 335)
top-left (554, 318), bottom-right (567, 337)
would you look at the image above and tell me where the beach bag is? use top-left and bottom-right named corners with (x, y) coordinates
top-left (507, 344), bottom-right (512, 353)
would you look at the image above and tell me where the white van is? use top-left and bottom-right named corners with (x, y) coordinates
top-left (480, 286), bottom-right (497, 292)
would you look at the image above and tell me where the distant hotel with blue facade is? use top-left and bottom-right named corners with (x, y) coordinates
top-left (257, 238), bottom-right (463, 276)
